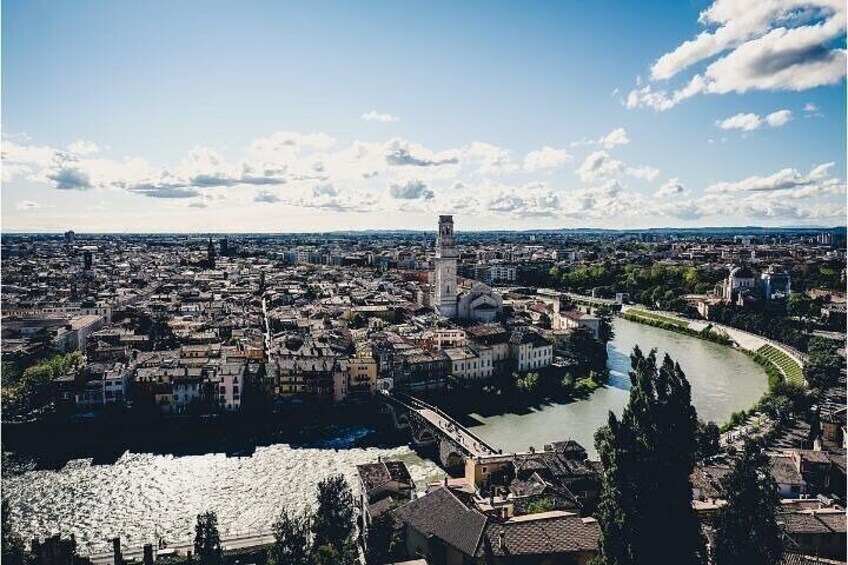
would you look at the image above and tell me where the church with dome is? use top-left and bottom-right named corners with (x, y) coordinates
top-left (433, 215), bottom-right (503, 323)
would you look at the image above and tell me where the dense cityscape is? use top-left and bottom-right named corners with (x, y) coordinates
top-left (1, 215), bottom-right (846, 564)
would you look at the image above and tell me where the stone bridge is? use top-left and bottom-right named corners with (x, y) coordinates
top-left (379, 391), bottom-right (498, 469)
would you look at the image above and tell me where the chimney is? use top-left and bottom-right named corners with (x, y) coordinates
top-left (443, 476), bottom-right (448, 486)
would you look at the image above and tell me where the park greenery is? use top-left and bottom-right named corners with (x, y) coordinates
top-left (547, 263), bottom-right (724, 312)
top-left (539, 260), bottom-right (844, 304)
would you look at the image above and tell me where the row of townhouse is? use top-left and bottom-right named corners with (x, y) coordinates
top-left (263, 304), bottom-right (556, 402)
top-left (134, 350), bottom-right (247, 414)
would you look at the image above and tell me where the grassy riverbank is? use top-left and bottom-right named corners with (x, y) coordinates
top-left (621, 309), bottom-right (810, 436)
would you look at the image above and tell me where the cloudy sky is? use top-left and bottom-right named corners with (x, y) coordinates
top-left (2, 0), bottom-right (846, 232)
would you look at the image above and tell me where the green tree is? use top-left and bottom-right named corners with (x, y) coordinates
top-left (313, 544), bottom-right (339, 565)
top-left (2, 499), bottom-right (27, 565)
top-left (696, 420), bottom-right (721, 459)
top-left (312, 475), bottom-right (355, 561)
top-left (514, 371), bottom-right (539, 394)
top-left (804, 351), bottom-right (842, 389)
top-left (194, 511), bottom-right (223, 565)
top-left (593, 347), bottom-right (706, 565)
top-left (365, 513), bottom-right (404, 565)
top-left (269, 507), bottom-right (312, 565)
top-left (712, 441), bottom-right (782, 565)
top-left (787, 292), bottom-right (813, 320)
top-left (525, 498), bottom-right (555, 514)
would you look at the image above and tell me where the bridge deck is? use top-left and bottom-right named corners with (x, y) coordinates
top-left (416, 407), bottom-right (495, 458)
top-left (383, 391), bottom-right (498, 457)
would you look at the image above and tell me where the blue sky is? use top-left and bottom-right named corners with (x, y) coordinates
top-left (2, 0), bottom-right (845, 232)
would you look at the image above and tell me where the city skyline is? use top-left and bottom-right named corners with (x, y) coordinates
top-left (2, 0), bottom-right (847, 232)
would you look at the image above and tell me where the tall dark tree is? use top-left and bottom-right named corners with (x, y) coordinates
top-left (696, 420), bottom-right (721, 459)
top-left (311, 474), bottom-right (355, 562)
top-left (712, 441), bottom-right (782, 565)
top-left (268, 507), bottom-right (312, 565)
top-left (194, 511), bottom-right (223, 565)
top-left (365, 513), bottom-right (404, 565)
top-left (2, 499), bottom-right (27, 565)
top-left (593, 346), bottom-right (706, 565)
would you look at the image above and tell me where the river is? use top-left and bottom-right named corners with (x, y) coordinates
top-left (466, 317), bottom-right (768, 458)
top-left (2, 318), bottom-right (768, 555)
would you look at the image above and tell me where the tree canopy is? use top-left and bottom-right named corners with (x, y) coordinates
top-left (593, 346), bottom-right (706, 565)
top-left (194, 511), bottom-right (223, 565)
top-left (311, 474), bottom-right (356, 562)
top-left (712, 441), bottom-right (782, 565)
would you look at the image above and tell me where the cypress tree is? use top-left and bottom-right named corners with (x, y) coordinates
top-left (193, 511), bottom-right (223, 565)
top-left (312, 474), bottom-right (356, 562)
top-left (594, 346), bottom-right (706, 565)
top-left (712, 441), bottom-right (782, 565)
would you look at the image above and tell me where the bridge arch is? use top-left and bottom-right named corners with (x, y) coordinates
top-left (438, 439), bottom-right (465, 470)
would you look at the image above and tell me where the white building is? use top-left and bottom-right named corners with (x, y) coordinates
top-left (509, 331), bottom-right (553, 372)
top-left (444, 344), bottom-right (494, 380)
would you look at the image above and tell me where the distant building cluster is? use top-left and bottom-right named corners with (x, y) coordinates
top-left (2, 216), bottom-right (619, 417)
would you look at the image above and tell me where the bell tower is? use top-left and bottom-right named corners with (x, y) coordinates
top-left (434, 215), bottom-right (458, 318)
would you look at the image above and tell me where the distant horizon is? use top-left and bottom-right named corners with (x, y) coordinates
top-left (3, 224), bottom-right (846, 237)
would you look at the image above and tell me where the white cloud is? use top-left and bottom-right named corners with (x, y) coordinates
top-left (5, 129), bottom-right (844, 227)
top-left (389, 179), bottom-right (434, 200)
top-left (575, 150), bottom-right (624, 182)
top-left (464, 142), bottom-right (518, 174)
top-left (248, 131), bottom-right (337, 159)
top-left (67, 140), bottom-right (101, 155)
top-left (571, 127), bottom-right (631, 149)
top-left (487, 182), bottom-right (561, 217)
top-left (361, 110), bottom-right (400, 123)
top-left (765, 109), bottom-right (792, 127)
top-left (809, 162), bottom-right (834, 180)
top-left (627, 0), bottom-right (847, 110)
top-left (655, 178), bottom-right (686, 198)
top-left (599, 127), bottom-right (630, 149)
top-left (523, 146), bottom-right (572, 172)
top-left (717, 112), bottom-right (763, 131)
top-left (716, 109), bottom-right (792, 130)
top-left (627, 165), bottom-right (661, 182)
top-left (254, 190), bottom-right (282, 203)
top-left (706, 162), bottom-right (841, 194)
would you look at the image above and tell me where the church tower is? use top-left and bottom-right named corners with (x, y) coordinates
top-left (434, 215), bottom-right (458, 318)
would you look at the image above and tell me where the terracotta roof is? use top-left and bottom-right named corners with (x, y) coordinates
top-left (779, 511), bottom-right (847, 535)
top-left (770, 456), bottom-right (806, 486)
top-left (393, 486), bottom-right (487, 556)
top-left (481, 514), bottom-right (600, 557)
